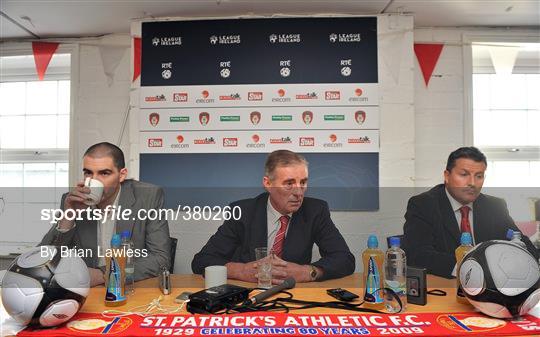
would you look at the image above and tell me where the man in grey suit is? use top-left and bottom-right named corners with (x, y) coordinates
top-left (40, 142), bottom-right (171, 286)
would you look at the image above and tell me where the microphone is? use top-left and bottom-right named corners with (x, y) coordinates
top-left (246, 278), bottom-right (296, 304)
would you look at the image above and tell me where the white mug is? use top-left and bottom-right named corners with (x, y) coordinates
top-left (204, 265), bottom-right (227, 289)
top-left (83, 177), bottom-right (104, 206)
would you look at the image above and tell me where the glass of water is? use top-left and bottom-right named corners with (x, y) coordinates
top-left (255, 247), bottom-right (272, 289)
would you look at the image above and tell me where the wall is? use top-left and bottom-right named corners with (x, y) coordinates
top-left (128, 15), bottom-right (416, 274)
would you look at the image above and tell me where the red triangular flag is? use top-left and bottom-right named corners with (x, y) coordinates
top-left (133, 37), bottom-right (141, 82)
top-left (414, 43), bottom-right (444, 87)
top-left (32, 42), bottom-right (60, 80)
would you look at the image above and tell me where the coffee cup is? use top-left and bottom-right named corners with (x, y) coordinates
top-left (83, 177), bottom-right (104, 206)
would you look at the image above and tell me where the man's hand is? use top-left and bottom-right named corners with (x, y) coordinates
top-left (88, 268), bottom-right (105, 287)
top-left (270, 256), bottom-right (313, 284)
top-left (57, 181), bottom-right (91, 231)
top-left (225, 262), bottom-right (258, 283)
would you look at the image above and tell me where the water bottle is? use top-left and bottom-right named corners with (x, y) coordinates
top-left (362, 235), bottom-right (385, 310)
top-left (530, 223), bottom-right (540, 249)
top-left (455, 232), bottom-right (473, 304)
top-left (384, 236), bottom-right (407, 313)
top-left (104, 234), bottom-right (126, 306)
top-left (507, 229), bottom-right (527, 249)
top-left (121, 230), bottom-right (135, 294)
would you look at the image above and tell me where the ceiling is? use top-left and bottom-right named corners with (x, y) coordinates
top-left (1, 0), bottom-right (539, 41)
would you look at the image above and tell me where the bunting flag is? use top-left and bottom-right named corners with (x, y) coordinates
top-left (414, 43), bottom-right (444, 87)
top-left (133, 37), bottom-right (142, 82)
top-left (380, 31), bottom-right (405, 84)
top-left (31, 42), bottom-right (60, 80)
top-left (488, 45), bottom-right (519, 76)
top-left (98, 45), bottom-right (127, 86)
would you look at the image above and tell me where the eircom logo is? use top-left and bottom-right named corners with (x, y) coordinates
top-left (148, 139), bottom-right (163, 147)
top-left (223, 138), bottom-right (238, 147)
top-left (299, 137), bottom-right (315, 146)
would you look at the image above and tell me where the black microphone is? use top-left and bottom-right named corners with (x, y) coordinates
top-left (246, 278), bottom-right (296, 304)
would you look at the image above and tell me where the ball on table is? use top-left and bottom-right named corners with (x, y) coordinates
top-left (458, 240), bottom-right (540, 318)
top-left (1, 246), bottom-right (90, 327)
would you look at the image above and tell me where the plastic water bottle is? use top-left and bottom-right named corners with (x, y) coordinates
top-left (362, 235), bottom-right (385, 310)
top-left (507, 229), bottom-right (527, 249)
top-left (121, 230), bottom-right (135, 295)
top-left (105, 234), bottom-right (126, 306)
top-left (384, 236), bottom-right (407, 313)
top-left (455, 232), bottom-right (473, 304)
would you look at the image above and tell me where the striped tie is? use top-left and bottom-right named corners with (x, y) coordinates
top-left (272, 215), bottom-right (290, 258)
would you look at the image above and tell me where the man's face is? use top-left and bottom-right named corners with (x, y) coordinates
top-left (444, 158), bottom-right (486, 205)
top-left (263, 164), bottom-right (308, 215)
top-left (83, 155), bottom-right (127, 206)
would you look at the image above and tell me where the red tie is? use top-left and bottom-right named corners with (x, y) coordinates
top-left (459, 206), bottom-right (471, 234)
top-left (272, 215), bottom-right (289, 258)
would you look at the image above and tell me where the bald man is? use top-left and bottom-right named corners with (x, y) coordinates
top-left (40, 142), bottom-right (171, 286)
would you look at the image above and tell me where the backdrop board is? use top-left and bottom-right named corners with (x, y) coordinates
top-left (139, 17), bottom-right (380, 210)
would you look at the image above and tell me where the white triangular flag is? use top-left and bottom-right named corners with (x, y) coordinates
top-left (380, 31), bottom-right (405, 84)
top-left (488, 46), bottom-right (519, 76)
top-left (98, 45), bottom-right (127, 86)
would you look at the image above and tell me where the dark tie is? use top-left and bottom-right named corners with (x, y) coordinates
top-left (459, 206), bottom-right (471, 234)
top-left (271, 215), bottom-right (289, 258)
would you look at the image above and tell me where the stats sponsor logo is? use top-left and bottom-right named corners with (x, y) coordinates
top-left (145, 94), bottom-right (166, 102)
top-left (220, 116), bottom-right (240, 122)
top-left (329, 33), bottom-right (361, 43)
top-left (223, 137), bottom-right (238, 147)
top-left (323, 134), bottom-right (343, 148)
top-left (324, 115), bottom-right (345, 121)
top-left (270, 136), bottom-right (292, 144)
top-left (348, 136), bottom-right (371, 144)
top-left (148, 138), bottom-right (163, 147)
top-left (295, 92), bottom-right (318, 100)
top-left (299, 137), bottom-right (315, 147)
top-left (248, 92), bottom-right (263, 101)
top-left (219, 93), bottom-right (241, 101)
top-left (349, 88), bottom-right (368, 102)
top-left (271, 89), bottom-right (291, 103)
top-left (152, 36), bottom-right (182, 46)
top-left (195, 90), bottom-right (215, 104)
top-left (272, 115), bottom-right (292, 121)
top-left (194, 137), bottom-right (216, 145)
top-left (171, 135), bottom-right (189, 148)
top-left (210, 35), bottom-right (241, 45)
top-left (246, 134), bottom-right (265, 148)
top-left (173, 93), bottom-right (188, 102)
top-left (325, 91), bottom-right (340, 100)
top-left (269, 33), bottom-right (301, 44)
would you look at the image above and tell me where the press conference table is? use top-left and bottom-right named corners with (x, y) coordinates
top-left (81, 273), bottom-right (470, 314)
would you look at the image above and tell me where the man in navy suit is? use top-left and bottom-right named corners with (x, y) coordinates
top-left (402, 147), bottom-right (537, 278)
top-left (192, 150), bottom-right (355, 283)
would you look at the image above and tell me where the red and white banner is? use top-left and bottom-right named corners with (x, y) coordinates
top-left (18, 312), bottom-right (540, 337)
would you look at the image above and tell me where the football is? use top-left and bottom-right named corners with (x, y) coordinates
top-left (1, 246), bottom-right (90, 327)
top-left (458, 240), bottom-right (540, 318)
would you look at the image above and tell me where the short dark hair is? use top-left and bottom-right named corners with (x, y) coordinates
top-left (446, 147), bottom-right (487, 171)
top-left (84, 142), bottom-right (125, 169)
top-left (264, 150), bottom-right (308, 179)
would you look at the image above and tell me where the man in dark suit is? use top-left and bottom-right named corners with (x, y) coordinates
top-left (402, 147), bottom-right (537, 278)
top-left (40, 142), bottom-right (171, 286)
top-left (192, 150), bottom-right (355, 283)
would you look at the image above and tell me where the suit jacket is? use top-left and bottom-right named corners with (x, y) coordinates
top-left (191, 193), bottom-right (355, 281)
top-left (39, 179), bottom-right (171, 281)
top-left (402, 184), bottom-right (538, 278)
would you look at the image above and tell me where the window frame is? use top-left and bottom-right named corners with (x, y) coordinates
top-left (463, 33), bottom-right (540, 162)
top-left (0, 42), bottom-right (79, 185)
